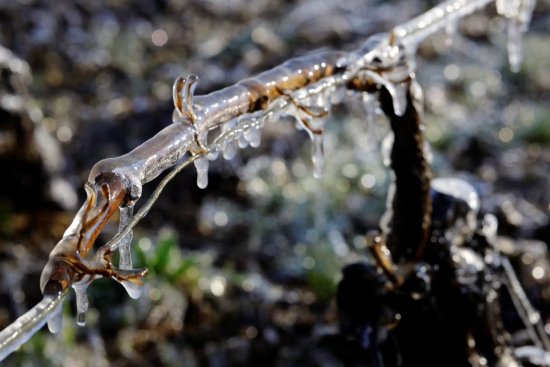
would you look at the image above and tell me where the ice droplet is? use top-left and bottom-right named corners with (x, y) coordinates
top-left (120, 280), bottom-right (144, 300)
top-left (194, 156), bottom-right (209, 189)
top-left (312, 134), bottom-right (324, 179)
top-left (118, 205), bottom-right (134, 270)
top-left (72, 282), bottom-right (90, 327)
top-left (47, 304), bottom-right (62, 333)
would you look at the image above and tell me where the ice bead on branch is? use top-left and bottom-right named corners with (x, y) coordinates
top-left (0, 291), bottom-right (67, 360)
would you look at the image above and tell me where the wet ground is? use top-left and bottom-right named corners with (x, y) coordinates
top-left (0, 0), bottom-right (549, 366)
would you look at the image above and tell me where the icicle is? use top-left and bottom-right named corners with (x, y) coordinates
top-left (496, 0), bottom-right (535, 73)
top-left (362, 92), bottom-right (377, 127)
top-left (238, 133), bottom-right (249, 149)
top-left (47, 303), bottom-right (62, 333)
top-left (222, 140), bottom-right (236, 160)
top-left (207, 150), bottom-right (219, 161)
top-left (445, 20), bottom-right (458, 46)
top-left (120, 280), bottom-right (144, 300)
top-left (118, 205), bottom-right (134, 270)
top-left (507, 19), bottom-right (523, 73)
top-left (387, 81), bottom-right (408, 116)
top-left (381, 132), bottom-right (394, 167)
top-left (249, 126), bottom-right (262, 148)
top-left (312, 134), bottom-right (324, 179)
top-left (72, 282), bottom-right (90, 327)
top-left (329, 85), bottom-right (346, 105)
top-left (194, 156), bottom-right (209, 189)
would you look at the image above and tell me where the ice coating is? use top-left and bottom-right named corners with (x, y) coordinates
top-left (194, 156), bottom-right (209, 189)
top-left (392, 0), bottom-right (494, 51)
top-left (117, 205), bottom-right (134, 270)
top-left (0, 291), bottom-right (67, 361)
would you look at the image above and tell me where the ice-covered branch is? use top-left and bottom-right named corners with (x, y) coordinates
top-left (0, 290), bottom-right (68, 360)
top-left (0, 0), bottom-right (537, 361)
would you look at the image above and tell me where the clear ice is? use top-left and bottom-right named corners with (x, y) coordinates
top-left (118, 205), bottom-right (134, 270)
top-left (47, 303), bottom-right (62, 334)
top-left (362, 92), bottom-right (378, 127)
top-left (312, 134), bottom-right (324, 179)
top-left (72, 282), bottom-right (90, 327)
top-left (194, 156), bottom-right (209, 189)
top-left (119, 280), bottom-right (144, 300)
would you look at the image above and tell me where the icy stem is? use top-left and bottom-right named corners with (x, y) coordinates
top-left (312, 134), bottom-right (325, 179)
top-left (118, 205), bottom-right (134, 270)
top-left (72, 282), bottom-right (90, 327)
top-left (194, 156), bottom-right (209, 189)
top-left (47, 303), bottom-right (62, 334)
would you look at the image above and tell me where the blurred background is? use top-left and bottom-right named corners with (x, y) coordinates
top-left (0, 0), bottom-right (549, 365)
